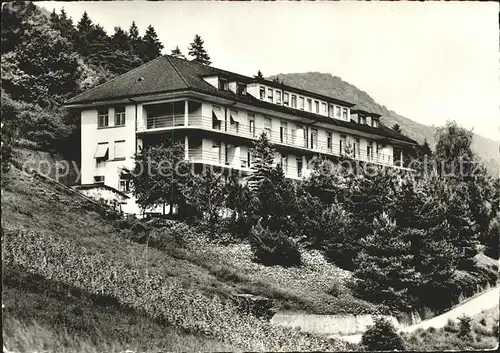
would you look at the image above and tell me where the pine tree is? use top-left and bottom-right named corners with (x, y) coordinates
top-left (141, 25), bottom-right (163, 62)
top-left (49, 9), bottom-right (59, 25)
top-left (170, 45), bottom-right (186, 59)
top-left (392, 123), bottom-right (402, 133)
top-left (128, 21), bottom-right (139, 41)
top-left (109, 26), bottom-right (143, 74)
top-left (75, 11), bottom-right (93, 56)
top-left (246, 132), bottom-right (276, 192)
top-left (188, 34), bottom-right (211, 65)
top-left (354, 213), bottom-right (420, 312)
top-left (256, 70), bottom-right (263, 78)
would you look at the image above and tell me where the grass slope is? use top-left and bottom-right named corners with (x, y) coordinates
top-left (268, 72), bottom-right (499, 176)
top-left (1, 165), bottom-right (377, 316)
top-left (3, 269), bottom-right (232, 353)
top-left (1, 166), bottom-right (353, 351)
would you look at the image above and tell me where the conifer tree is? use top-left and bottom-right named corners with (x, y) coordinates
top-left (75, 11), bottom-right (94, 56)
top-left (354, 213), bottom-right (419, 312)
top-left (188, 34), bottom-right (211, 65)
top-left (246, 132), bottom-right (276, 192)
top-left (170, 45), bottom-right (186, 59)
top-left (391, 123), bottom-right (402, 133)
top-left (128, 21), bottom-right (139, 41)
top-left (141, 25), bottom-right (163, 62)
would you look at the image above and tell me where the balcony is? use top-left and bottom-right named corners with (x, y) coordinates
top-left (139, 111), bottom-right (407, 169)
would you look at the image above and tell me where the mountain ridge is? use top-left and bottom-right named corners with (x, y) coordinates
top-left (268, 72), bottom-right (499, 176)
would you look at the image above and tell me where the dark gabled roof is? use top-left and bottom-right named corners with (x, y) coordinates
top-left (66, 55), bottom-right (416, 144)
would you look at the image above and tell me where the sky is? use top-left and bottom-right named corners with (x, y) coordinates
top-left (39, 1), bottom-right (500, 141)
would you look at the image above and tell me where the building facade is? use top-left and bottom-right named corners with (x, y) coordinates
top-left (66, 55), bottom-right (417, 214)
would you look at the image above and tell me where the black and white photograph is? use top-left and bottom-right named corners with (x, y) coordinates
top-left (1, 1), bottom-right (499, 352)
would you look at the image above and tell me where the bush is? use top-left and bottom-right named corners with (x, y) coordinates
top-left (249, 222), bottom-right (301, 267)
top-left (361, 317), bottom-right (405, 351)
top-left (458, 314), bottom-right (472, 339)
top-left (444, 319), bottom-right (458, 333)
top-left (328, 281), bottom-right (342, 297)
top-left (149, 222), bottom-right (194, 249)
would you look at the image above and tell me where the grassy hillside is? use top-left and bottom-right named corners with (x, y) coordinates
top-left (2, 164), bottom-right (362, 351)
top-left (268, 72), bottom-right (499, 176)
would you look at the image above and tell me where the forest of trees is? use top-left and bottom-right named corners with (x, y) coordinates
top-left (1, 2), bottom-right (210, 164)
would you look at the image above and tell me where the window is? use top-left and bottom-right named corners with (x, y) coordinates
top-left (307, 99), bottom-right (312, 111)
top-left (372, 118), bottom-right (379, 128)
top-left (98, 108), bottom-right (109, 128)
top-left (247, 151), bottom-right (252, 168)
top-left (236, 83), bottom-right (246, 95)
top-left (340, 134), bottom-right (346, 155)
top-left (259, 86), bottom-right (266, 100)
top-left (377, 143), bottom-right (383, 161)
top-left (328, 104), bottom-right (334, 117)
top-left (335, 106), bottom-right (341, 119)
top-left (367, 140), bottom-right (373, 161)
top-left (230, 110), bottom-right (240, 133)
top-left (267, 88), bottom-right (274, 102)
top-left (321, 102), bottom-right (327, 115)
top-left (310, 128), bottom-right (318, 150)
top-left (342, 108), bottom-right (348, 121)
top-left (119, 178), bottom-right (130, 192)
top-left (291, 95), bottom-right (297, 108)
top-left (276, 90), bottom-right (282, 104)
top-left (296, 157), bottom-right (303, 178)
top-left (114, 140), bottom-right (126, 160)
top-left (315, 101), bottom-right (319, 113)
top-left (95, 143), bottom-right (109, 165)
top-left (114, 106), bottom-right (126, 126)
top-left (299, 97), bottom-right (305, 110)
top-left (264, 117), bottom-right (272, 137)
top-left (218, 78), bottom-right (228, 91)
top-left (359, 115), bottom-right (366, 125)
top-left (248, 114), bottom-right (256, 137)
top-left (94, 175), bottom-right (105, 184)
top-left (353, 138), bottom-right (360, 158)
top-left (280, 121), bottom-right (288, 144)
top-left (280, 154), bottom-right (288, 172)
top-left (283, 92), bottom-right (289, 106)
top-left (327, 131), bottom-right (332, 151)
top-left (212, 105), bottom-right (223, 130)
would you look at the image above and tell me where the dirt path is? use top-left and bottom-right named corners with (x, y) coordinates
top-left (337, 285), bottom-right (499, 344)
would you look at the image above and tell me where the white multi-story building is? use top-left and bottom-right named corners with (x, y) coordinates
top-left (66, 55), bottom-right (416, 214)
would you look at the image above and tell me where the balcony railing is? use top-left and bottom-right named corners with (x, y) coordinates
top-left (140, 114), bottom-right (404, 168)
top-left (187, 149), bottom-right (305, 179)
